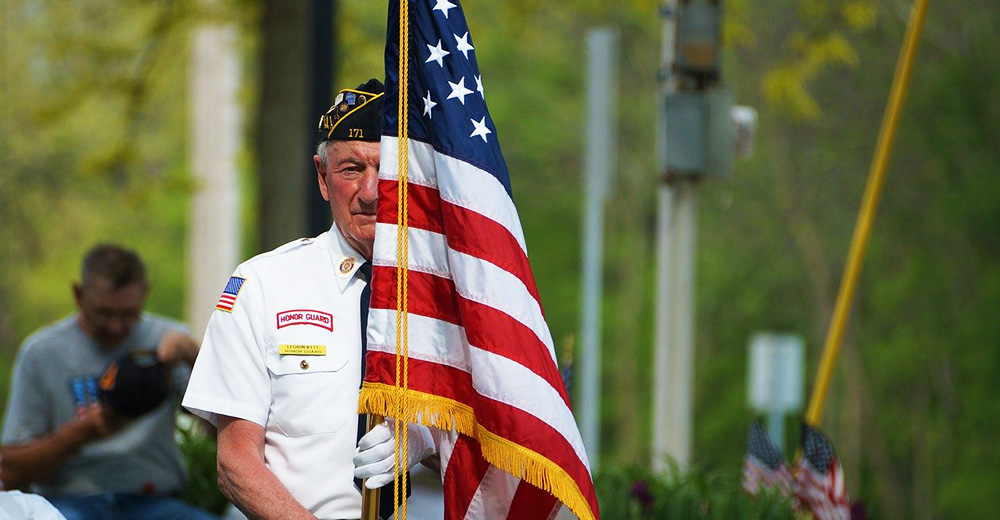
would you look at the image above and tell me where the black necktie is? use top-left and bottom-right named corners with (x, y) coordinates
top-left (357, 262), bottom-right (373, 449)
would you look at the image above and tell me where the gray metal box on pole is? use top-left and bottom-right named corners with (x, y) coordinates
top-left (663, 88), bottom-right (734, 178)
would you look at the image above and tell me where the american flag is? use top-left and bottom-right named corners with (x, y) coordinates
top-left (215, 276), bottom-right (245, 313)
top-left (742, 421), bottom-right (792, 496)
top-left (359, 1), bottom-right (599, 519)
top-left (795, 423), bottom-right (850, 520)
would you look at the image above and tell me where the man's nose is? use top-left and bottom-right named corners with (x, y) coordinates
top-left (359, 167), bottom-right (379, 203)
top-left (107, 317), bottom-right (129, 336)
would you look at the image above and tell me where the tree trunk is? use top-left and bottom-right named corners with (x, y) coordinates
top-left (188, 21), bottom-right (242, 340)
top-left (256, 0), bottom-right (311, 250)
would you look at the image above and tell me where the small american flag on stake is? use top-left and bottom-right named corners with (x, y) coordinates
top-left (215, 276), bottom-right (245, 313)
top-left (742, 421), bottom-right (793, 496)
top-left (795, 422), bottom-right (850, 520)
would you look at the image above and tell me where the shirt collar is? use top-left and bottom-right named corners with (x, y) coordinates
top-left (326, 223), bottom-right (367, 294)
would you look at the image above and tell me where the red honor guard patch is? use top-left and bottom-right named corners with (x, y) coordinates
top-left (276, 310), bottom-right (334, 331)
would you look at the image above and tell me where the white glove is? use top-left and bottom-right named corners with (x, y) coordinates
top-left (353, 418), bottom-right (436, 489)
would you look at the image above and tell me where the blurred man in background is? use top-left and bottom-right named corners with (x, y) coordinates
top-left (0, 244), bottom-right (218, 520)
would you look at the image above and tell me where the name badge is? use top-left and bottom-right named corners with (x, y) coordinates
top-left (279, 344), bottom-right (327, 356)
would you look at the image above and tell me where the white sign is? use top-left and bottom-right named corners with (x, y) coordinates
top-left (748, 332), bottom-right (805, 414)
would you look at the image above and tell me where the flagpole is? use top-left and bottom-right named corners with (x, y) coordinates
top-left (804, 0), bottom-right (930, 426)
top-left (360, 414), bottom-right (385, 520)
top-left (364, 0), bottom-right (411, 517)
top-left (392, 0), bottom-right (412, 518)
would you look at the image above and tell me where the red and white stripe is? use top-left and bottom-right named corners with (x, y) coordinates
top-left (794, 457), bottom-right (850, 520)
top-left (742, 456), bottom-right (792, 497)
top-left (215, 294), bottom-right (237, 312)
top-left (366, 137), bottom-right (597, 520)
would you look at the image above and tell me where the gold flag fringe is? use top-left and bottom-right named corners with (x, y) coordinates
top-left (360, 382), bottom-right (596, 520)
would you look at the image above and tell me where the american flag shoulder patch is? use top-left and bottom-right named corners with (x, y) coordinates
top-left (215, 276), bottom-right (246, 313)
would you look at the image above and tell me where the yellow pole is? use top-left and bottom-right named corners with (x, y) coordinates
top-left (804, 0), bottom-right (930, 426)
top-left (365, 0), bottom-right (410, 518)
top-left (393, 0), bottom-right (411, 519)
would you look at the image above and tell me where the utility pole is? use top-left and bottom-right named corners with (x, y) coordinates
top-left (578, 27), bottom-right (618, 473)
top-left (652, 0), bottom-right (681, 471)
top-left (653, 0), bottom-right (754, 471)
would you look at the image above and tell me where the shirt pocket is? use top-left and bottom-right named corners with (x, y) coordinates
top-left (265, 343), bottom-right (352, 437)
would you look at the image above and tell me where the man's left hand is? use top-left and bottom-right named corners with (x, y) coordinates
top-left (354, 419), bottom-right (436, 489)
top-left (156, 330), bottom-right (200, 366)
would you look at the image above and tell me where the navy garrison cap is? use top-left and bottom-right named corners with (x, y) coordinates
top-left (317, 78), bottom-right (384, 142)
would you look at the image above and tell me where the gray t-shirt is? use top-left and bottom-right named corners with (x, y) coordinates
top-left (2, 314), bottom-right (191, 497)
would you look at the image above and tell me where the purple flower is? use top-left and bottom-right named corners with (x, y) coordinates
top-left (630, 480), bottom-right (654, 510)
top-left (850, 501), bottom-right (869, 520)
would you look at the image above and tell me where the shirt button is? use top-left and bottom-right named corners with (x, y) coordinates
top-left (300, 360), bottom-right (309, 370)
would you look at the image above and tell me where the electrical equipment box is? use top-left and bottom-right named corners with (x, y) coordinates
top-left (663, 88), bottom-right (734, 178)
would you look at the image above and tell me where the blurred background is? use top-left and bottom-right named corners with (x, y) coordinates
top-left (1, 0), bottom-right (997, 518)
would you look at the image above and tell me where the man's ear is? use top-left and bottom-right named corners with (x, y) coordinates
top-left (314, 155), bottom-right (331, 202)
top-left (72, 283), bottom-right (84, 307)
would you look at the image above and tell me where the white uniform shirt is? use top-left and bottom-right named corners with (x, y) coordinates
top-left (0, 492), bottom-right (66, 520)
top-left (183, 228), bottom-right (368, 520)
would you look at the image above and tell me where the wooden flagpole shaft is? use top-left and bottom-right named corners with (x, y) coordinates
top-left (804, 0), bottom-right (930, 427)
top-left (360, 414), bottom-right (385, 520)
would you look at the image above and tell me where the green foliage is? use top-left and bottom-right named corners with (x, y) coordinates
top-left (727, 0), bottom-right (876, 120)
top-left (595, 464), bottom-right (800, 520)
top-left (3, 1), bottom-right (998, 519)
top-left (177, 418), bottom-right (228, 515)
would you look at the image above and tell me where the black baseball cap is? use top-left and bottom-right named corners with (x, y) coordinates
top-left (97, 350), bottom-right (171, 417)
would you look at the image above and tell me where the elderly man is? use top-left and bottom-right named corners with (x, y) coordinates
top-left (0, 244), bottom-right (216, 520)
top-left (182, 79), bottom-right (436, 520)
